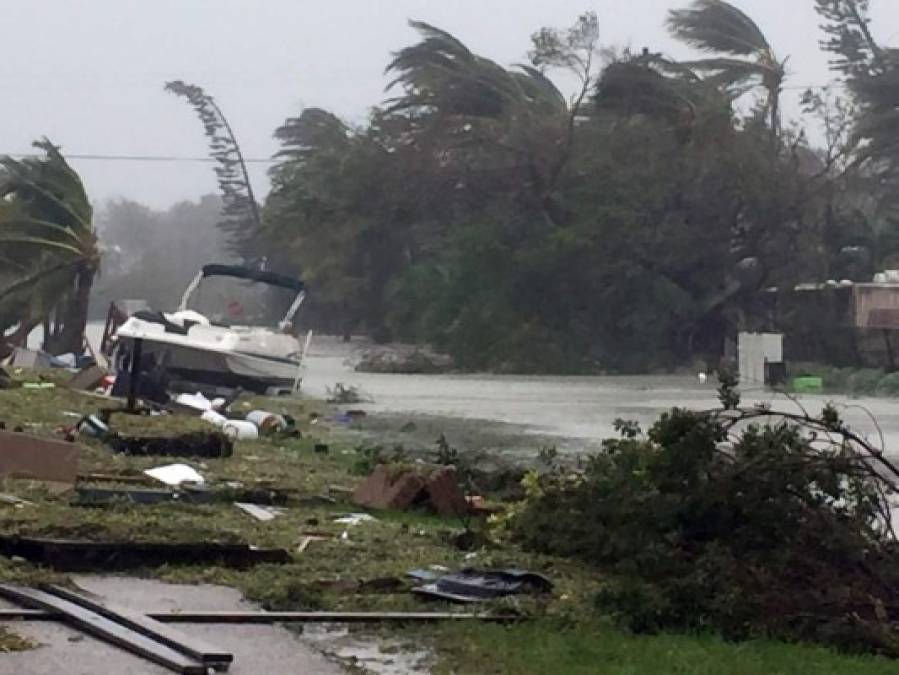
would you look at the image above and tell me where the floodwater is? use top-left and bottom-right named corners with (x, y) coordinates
top-left (302, 336), bottom-right (899, 456)
top-left (51, 325), bottom-right (899, 455)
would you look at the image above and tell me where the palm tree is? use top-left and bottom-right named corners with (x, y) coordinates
top-left (385, 22), bottom-right (570, 223)
top-left (0, 139), bottom-right (99, 357)
top-left (667, 0), bottom-right (786, 137)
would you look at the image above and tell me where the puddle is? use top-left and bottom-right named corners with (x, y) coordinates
top-left (301, 623), bottom-right (432, 675)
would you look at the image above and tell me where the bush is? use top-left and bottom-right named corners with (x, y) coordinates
top-left (877, 372), bottom-right (899, 396)
top-left (847, 368), bottom-right (885, 395)
top-left (510, 383), bottom-right (899, 656)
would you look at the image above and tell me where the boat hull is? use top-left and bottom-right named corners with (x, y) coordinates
top-left (117, 336), bottom-right (301, 395)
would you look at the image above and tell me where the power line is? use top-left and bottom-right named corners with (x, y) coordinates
top-left (2, 152), bottom-right (279, 164)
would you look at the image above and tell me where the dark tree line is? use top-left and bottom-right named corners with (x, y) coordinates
top-left (181, 1), bottom-right (899, 373)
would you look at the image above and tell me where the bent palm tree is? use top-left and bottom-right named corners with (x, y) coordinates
top-left (0, 139), bottom-right (99, 356)
top-left (668, 0), bottom-right (786, 137)
top-left (385, 21), bottom-right (570, 223)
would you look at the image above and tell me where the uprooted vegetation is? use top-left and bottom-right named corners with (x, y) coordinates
top-left (509, 376), bottom-right (899, 656)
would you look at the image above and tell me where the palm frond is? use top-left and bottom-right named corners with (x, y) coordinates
top-left (0, 259), bottom-right (82, 304)
top-left (0, 236), bottom-right (84, 257)
top-left (668, 0), bottom-right (771, 56)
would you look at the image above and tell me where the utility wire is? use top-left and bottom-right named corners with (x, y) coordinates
top-left (1, 153), bottom-right (279, 164)
top-left (0, 83), bottom-right (851, 165)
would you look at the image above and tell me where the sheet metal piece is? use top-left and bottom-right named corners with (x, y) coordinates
top-left (0, 608), bottom-right (519, 623)
top-left (0, 585), bottom-right (206, 674)
top-left (45, 584), bottom-right (232, 670)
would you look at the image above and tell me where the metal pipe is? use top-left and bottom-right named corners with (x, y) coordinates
top-left (0, 609), bottom-right (518, 624)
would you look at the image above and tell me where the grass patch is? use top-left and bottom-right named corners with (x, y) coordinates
top-left (430, 620), bottom-right (899, 675)
top-left (0, 626), bottom-right (37, 653)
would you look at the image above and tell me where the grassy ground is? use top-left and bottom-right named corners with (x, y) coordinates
top-left (430, 621), bottom-right (899, 675)
top-left (0, 369), bottom-right (897, 673)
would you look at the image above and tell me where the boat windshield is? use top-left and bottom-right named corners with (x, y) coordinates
top-left (187, 275), bottom-right (300, 328)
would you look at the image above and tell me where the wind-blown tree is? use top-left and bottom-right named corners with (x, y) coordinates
top-left (262, 11), bottom-right (830, 371)
top-left (0, 140), bottom-right (99, 356)
top-left (667, 0), bottom-right (787, 137)
top-left (165, 81), bottom-right (260, 259)
top-left (385, 20), bottom-right (574, 227)
top-left (814, 1), bottom-right (899, 267)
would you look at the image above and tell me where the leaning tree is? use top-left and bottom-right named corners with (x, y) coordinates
top-left (0, 139), bottom-right (99, 357)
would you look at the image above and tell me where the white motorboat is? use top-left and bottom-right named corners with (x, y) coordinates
top-left (112, 264), bottom-right (309, 395)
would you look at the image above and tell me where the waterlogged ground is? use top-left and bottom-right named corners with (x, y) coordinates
top-left (303, 337), bottom-right (899, 456)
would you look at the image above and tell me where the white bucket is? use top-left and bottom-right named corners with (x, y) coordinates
top-left (222, 420), bottom-right (259, 440)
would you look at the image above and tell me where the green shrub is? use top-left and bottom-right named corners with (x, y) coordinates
top-left (510, 389), bottom-right (899, 656)
top-left (876, 372), bottom-right (899, 396)
top-left (847, 369), bottom-right (885, 395)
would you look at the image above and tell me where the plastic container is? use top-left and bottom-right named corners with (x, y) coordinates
top-left (246, 410), bottom-right (288, 433)
top-left (201, 410), bottom-right (228, 428)
top-left (792, 376), bottom-right (823, 393)
top-left (77, 414), bottom-right (109, 437)
top-left (222, 420), bottom-right (259, 440)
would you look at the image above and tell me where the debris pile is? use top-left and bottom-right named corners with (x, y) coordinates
top-left (352, 464), bottom-right (469, 518)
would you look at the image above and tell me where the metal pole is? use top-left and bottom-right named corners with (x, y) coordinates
top-left (127, 338), bottom-right (143, 413)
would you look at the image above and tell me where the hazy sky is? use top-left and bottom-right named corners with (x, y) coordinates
top-left (3, 1), bottom-right (896, 208)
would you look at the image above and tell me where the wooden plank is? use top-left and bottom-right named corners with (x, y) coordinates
top-left (0, 430), bottom-right (79, 488)
top-left (45, 584), bottom-right (232, 669)
top-left (0, 585), bottom-right (206, 674)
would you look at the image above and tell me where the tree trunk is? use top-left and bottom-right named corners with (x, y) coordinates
top-left (0, 316), bottom-right (42, 360)
top-left (43, 267), bottom-right (95, 356)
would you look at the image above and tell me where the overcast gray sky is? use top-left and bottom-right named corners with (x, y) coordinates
top-left (3, 0), bottom-right (896, 208)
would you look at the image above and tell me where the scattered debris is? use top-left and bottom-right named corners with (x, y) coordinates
top-left (353, 464), bottom-right (469, 517)
top-left (326, 383), bottom-right (368, 404)
top-left (56, 584), bottom-right (230, 669)
top-left (0, 608), bottom-right (518, 624)
top-left (0, 585), bottom-right (213, 675)
top-left (333, 513), bottom-right (378, 526)
top-left (173, 392), bottom-right (226, 413)
top-left (0, 429), bottom-right (80, 491)
top-left (0, 536), bottom-right (290, 571)
top-left (245, 410), bottom-right (288, 433)
top-left (144, 463), bottom-right (205, 487)
top-left (409, 568), bottom-right (552, 603)
top-left (68, 364), bottom-right (109, 391)
top-left (21, 382), bottom-right (55, 390)
top-left (200, 410), bottom-right (227, 427)
top-left (222, 420), bottom-right (259, 440)
top-left (76, 414), bottom-right (110, 438)
top-left (74, 486), bottom-right (206, 507)
top-left (110, 432), bottom-right (233, 458)
top-left (296, 534), bottom-right (332, 554)
top-left (0, 493), bottom-right (32, 507)
top-left (8, 347), bottom-right (52, 369)
top-left (234, 502), bottom-right (286, 522)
